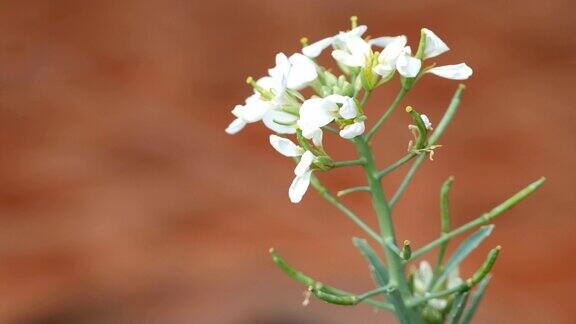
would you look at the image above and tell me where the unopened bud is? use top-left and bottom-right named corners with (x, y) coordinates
top-left (401, 240), bottom-right (412, 260)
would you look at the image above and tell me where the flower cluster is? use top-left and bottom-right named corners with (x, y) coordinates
top-left (226, 19), bottom-right (472, 203)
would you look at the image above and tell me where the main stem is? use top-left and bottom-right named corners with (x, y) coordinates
top-left (354, 136), bottom-right (410, 296)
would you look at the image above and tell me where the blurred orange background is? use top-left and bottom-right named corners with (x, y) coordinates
top-left (0, 0), bottom-right (575, 323)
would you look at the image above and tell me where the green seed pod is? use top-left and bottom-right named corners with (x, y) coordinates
top-left (270, 248), bottom-right (316, 287)
top-left (469, 246), bottom-right (501, 286)
top-left (313, 289), bottom-right (359, 306)
top-left (405, 106), bottom-right (429, 149)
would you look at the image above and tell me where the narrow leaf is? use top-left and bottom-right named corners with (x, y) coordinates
top-left (352, 237), bottom-right (389, 287)
top-left (433, 225), bottom-right (494, 290)
top-left (446, 291), bottom-right (469, 324)
top-left (461, 275), bottom-right (492, 324)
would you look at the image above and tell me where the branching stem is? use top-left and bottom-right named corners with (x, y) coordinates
top-left (310, 176), bottom-right (382, 244)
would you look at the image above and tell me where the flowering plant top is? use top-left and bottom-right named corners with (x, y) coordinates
top-left (224, 17), bottom-right (543, 324)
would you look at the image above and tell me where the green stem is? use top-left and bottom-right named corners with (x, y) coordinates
top-left (411, 177), bottom-right (546, 259)
top-left (430, 177), bottom-right (454, 289)
top-left (333, 159), bottom-right (365, 168)
top-left (357, 285), bottom-right (391, 301)
top-left (354, 137), bottom-right (411, 297)
top-left (337, 186), bottom-right (370, 197)
top-left (310, 176), bottom-right (382, 244)
top-left (366, 87), bottom-right (409, 141)
top-left (377, 153), bottom-right (417, 179)
top-left (390, 155), bottom-right (426, 207)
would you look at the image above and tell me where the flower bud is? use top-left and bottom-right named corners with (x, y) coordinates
top-left (401, 240), bottom-right (412, 260)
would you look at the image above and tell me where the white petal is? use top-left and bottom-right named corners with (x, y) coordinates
top-left (331, 49), bottom-right (363, 67)
top-left (298, 122), bottom-right (320, 140)
top-left (417, 261), bottom-right (433, 289)
top-left (420, 114), bottom-right (433, 130)
top-left (373, 63), bottom-right (395, 77)
top-left (231, 104), bottom-right (244, 118)
top-left (338, 98), bottom-right (357, 119)
top-left (427, 63), bottom-right (473, 80)
top-left (289, 170), bottom-right (312, 203)
top-left (447, 267), bottom-right (464, 289)
top-left (325, 94), bottom-right (357, 119)
top-left (311, 129), bottom-right (323, 147)
top-left (287, 53), bottom-right (318, 90)
top-left (369, 36), bottom-right (397, 48)
top-left (225, 118), bottom-right (246, 134)
top-left (256, 76), bottom-right (285, 100)
top-left (302, 37), bottom-right (333, 58)
top-left (255, 76), bottom-right (275, 92)
top-left (339, 121), bottom-right (365, 139)
top-left (267, 53), bottom-right (290, 92)
top-left (262, 110), bottom-right (297, 134)
top-left (347, 37), bottom-right (371, 58)
top-left (396, 51), bottom-right (422, 78)
top-left (272, 53), bottom-right (290, 75)
top-left (348, 25), bottom-right (368, 37)
top-left (294, 150), bottom-right (314, 176)
top-left (298, 97), bottom-right (338, 130)
top-left (422, 28), bottom-right (450, 59)
top-left (378, 36), bottom-right (407, 65)
top-left (428, 298), bottom-right (448, 311)
top-left (269, 135), bottom-right (303, 157)
top-left (242, 99), bottom-right (270, 122)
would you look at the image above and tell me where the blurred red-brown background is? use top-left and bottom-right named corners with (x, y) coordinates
top-left (0, 0), bottom-right (574, 323)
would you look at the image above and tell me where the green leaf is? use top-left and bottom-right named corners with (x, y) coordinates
top-left (461, 275), bottom-right (492, 324)
top-left (433, 225), bottom-right (494, 290)
top-left (352, 237), bottom-right (389, 287)
top-left (446, 291), bottom-right (469, 324)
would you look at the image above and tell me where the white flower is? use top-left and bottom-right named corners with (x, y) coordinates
top-left (302, 25), bottom-right (368, 58)
top-left (421, 28), bottom-right (449, 59)
top-left (297, 94), bottom-right (363, 139)
top-left (226, 84), bottom-right (298, 135)
top-left (372, 29), bottom-right (473, 81)
top-left (269, 53), bottom-right (318, 90)
top-left (395, 46), bottom-right (422, 78)
top-left (419, 28), bottom-right (473, 80)
top-left (269, 135), bottom-right (317, 203)
top-left (373, 36), bottom-right (421, 78)
top-left (331, 36), bottom-right (372, 67)
top-left (420, 114), bottom-right (433, 130)
top-left (225, 93), bottom-right (274, 134)
top-left (226, 52), bottom-right (317, 135)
